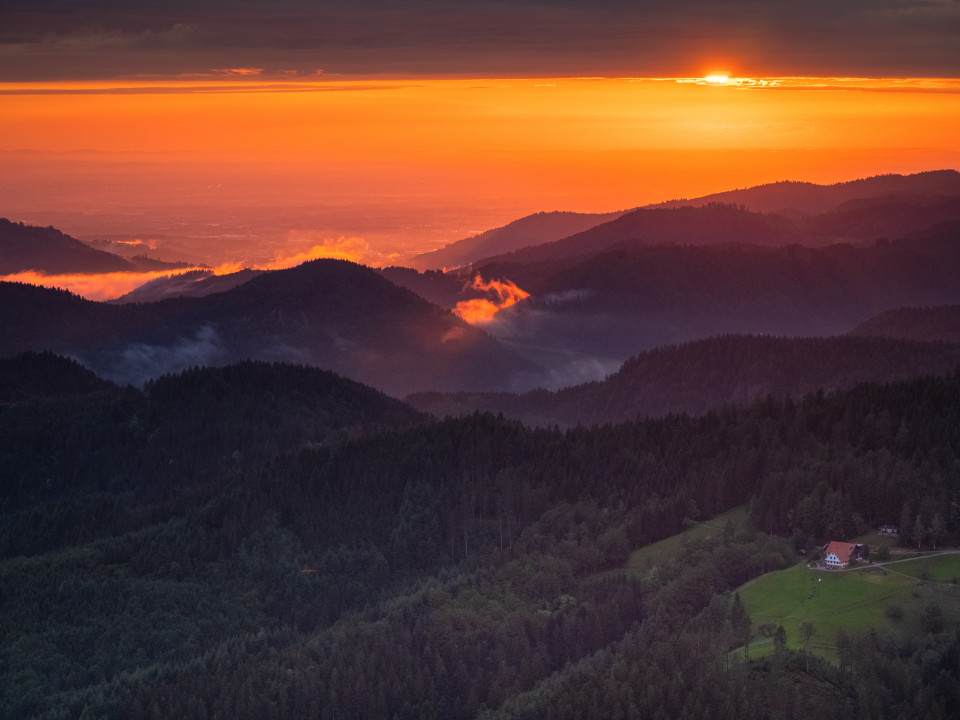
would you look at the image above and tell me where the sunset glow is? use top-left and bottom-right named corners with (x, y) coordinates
top-left (8, 1), bottom-right (960, 714)
top-left (453, 275), bottom-right (531, 325)
top-left (0, 236), bottom-right (373, 301)
top-left (0, 270), bottom-right (207, 302)
top-left (2, 74), bottom-right (960, 267)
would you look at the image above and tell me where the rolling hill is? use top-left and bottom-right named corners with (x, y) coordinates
top-left (4, 363), bottom-right (960, 719)
top-left (851, 304), bottom-right (960, 344)
top-left (407, 334), bottom-right (960, 426)
top-left (647, 169), bottom-right (960, 215)
top-left (407, 209), bottom-right (625, 270)
top-left (402, 171), bottom-right (960, 275)
top-left (469, 220), bottom-right (960, 382)
top-left (0, 259), bottom-right (540, 396)
top-left (108, 268), bottom-right (266, 303)
top-left (0, 218), bottom-right (190, 275)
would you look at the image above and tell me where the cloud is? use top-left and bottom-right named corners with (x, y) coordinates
top-left (453, 274), bottom-right (530, 325)
top-left (90, 325), bottom-right (224, 386)
top-left (0, 269), bottom-right (208, 301)
top-left (0, 235), bottom-right (372, 302)
top-left (209, 67), bottom-right (264, 76)
top-left (3, 0), bottom-right (959, 80)
top-left (264, 234), bottom-right (370, 268)
top-left (3, 23), bottom-right (199, 53)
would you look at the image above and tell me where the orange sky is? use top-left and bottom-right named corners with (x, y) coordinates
top-left (2, 74), bottom-right (959, 272)
top-left (4, 75), bottom-right (959, 181)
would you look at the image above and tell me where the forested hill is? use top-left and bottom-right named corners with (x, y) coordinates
top-left (470, 203), bottom-right (804, 270)
top-left (852, 304), bottom-right (960, 344)
top-left (0, 351), bottom-right (115, 402)
top-left (407, 334), bottom-right (960, 426)
top-left (471, 221), bottom-right (960, 374)
top-left (0, 218), bottom-right (189, 274)
top-left (2, 364), bottom-right (960, 718)
top-left (408, 209), bottom-right (626, 271)
top-left (646, 169), bottom-right (960, 215)
top-left (0, 358), bottom-right (425, 556)
top-left (404, 171), bottom-right (960, 274)
top-left (108, 268), bottom-right (266, 304)
top-left (0, 259), bottom-right (540, 395)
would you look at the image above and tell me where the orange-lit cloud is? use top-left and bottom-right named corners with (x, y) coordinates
top-left (5, 0), bottom-right (960, 82)
top-left (0, 269), bottom-right (208, 301)
top-left (115, 238), bottom-right (157, 249)
top-left (210, 68), bottom-right (264, 76)
top-left (1, 74), bottom-right (959, 272)
top-left (0, 235), bottom-right (373, 301)
top-left (453, 275), bottom-right (530, 325)
top-left (264, 234), bottom-right (370, 269)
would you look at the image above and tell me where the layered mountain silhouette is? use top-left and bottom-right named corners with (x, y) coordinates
top-left (467, 193), bottom-right (960, 275)
top-left (408, 209), bottom-right (626, 271)
top-left (0, 260), bottom-right (539, 396)
top-left (0, 218), bottom-right (189, 275)
top-left (7, 172), bottom-right (960, 396)
top-left (470, 204), bottom-right (805, 272)
top-left (852, 304), bottom-right (960, 344)
top-left (805, 192), bottom-right (960, 244)
top-left (408, 334), bottom-right (960, 426)
top-left (0, 351), bottom-right (115, 402)
top-left (403, 170), bottom-right (960, 275)
top-left (457, 215), bottom-right (960, 384)
top-left (108, 268), bottom-right (266, 303)
top-left (377, 267), bottom-right (473, 309)
top-left (647, 169), bottom-right (960, 215)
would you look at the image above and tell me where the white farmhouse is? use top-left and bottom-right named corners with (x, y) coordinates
top-left (823, 541), bottom-right (859, 569)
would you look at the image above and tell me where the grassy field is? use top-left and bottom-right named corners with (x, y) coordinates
top-left (589, 506), bottom-right (960, 664)
top-left (624, 507), bottom-right (750, 569)
top-left (737, 553), bottom-right (960, 662)
top-left (586, 507), bottom-right (751, 583)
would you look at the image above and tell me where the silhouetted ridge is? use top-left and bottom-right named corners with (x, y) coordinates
top-left (145, 361), bottom-right (425, 432)
top-left (0, 217), bottom-right (188, 274)
top-left (0, 351), bottom-right (116, 402)
top-left (648, 170), bottom-right (960, 215)
top-left (852, 304), bottom-right (960, 343)
top-left (0, 259), bottom-right (539, 395)
top-left (471, 222), bottom-right (960, 375)
top-left (409, 209), bottom-right (625, 270)
top-left (470, 204), bottom-right (802, 269)
top-left (109, 268), bottom-right (265, 304)
top-left (408, 334), bottom-right (960, 425)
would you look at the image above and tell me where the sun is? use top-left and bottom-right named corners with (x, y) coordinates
top-left (704, 74), bottom-right (729, 84)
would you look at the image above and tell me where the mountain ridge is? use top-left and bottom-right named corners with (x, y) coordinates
top-left (407, 333), bottom-right (960, 426)
top-left (0, 217), bottom-right (191, 275)
top-left (852, 303), bottom-right (960, 344)
top-left (408, 209), bottom-right (626, 271)
top-left (0, 259), bottom-right (540, 396)
top-left (646, 169), bottom-right (960, 215)
top-left (468, 220), bottom-right (960, 382)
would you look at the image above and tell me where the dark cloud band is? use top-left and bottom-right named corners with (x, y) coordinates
top-left (2, 0), bottom-right (958, 79)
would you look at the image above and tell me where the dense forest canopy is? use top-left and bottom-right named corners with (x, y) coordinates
top-left (408, 333), bottom-right (960, 426)
top-left (2, 355), bottom-right (960, 718)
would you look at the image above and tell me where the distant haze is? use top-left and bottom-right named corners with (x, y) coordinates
top-left (3, 76), bottom-right (959, 270)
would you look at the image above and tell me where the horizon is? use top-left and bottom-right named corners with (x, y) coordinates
top-left (2, 2), bottom-right (960, 298)
top-left (2, 163), bottom-right (959, 302)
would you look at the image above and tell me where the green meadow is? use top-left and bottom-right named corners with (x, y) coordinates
top-left (592, 505), bottom-right (960, 666)
top-left (737, 553), bottom-right (960, 662)
top-left (622, 506), bottom-right (751, 570)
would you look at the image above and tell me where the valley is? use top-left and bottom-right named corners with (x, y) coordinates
top-left (2, 170), bottom-right (960, 719)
